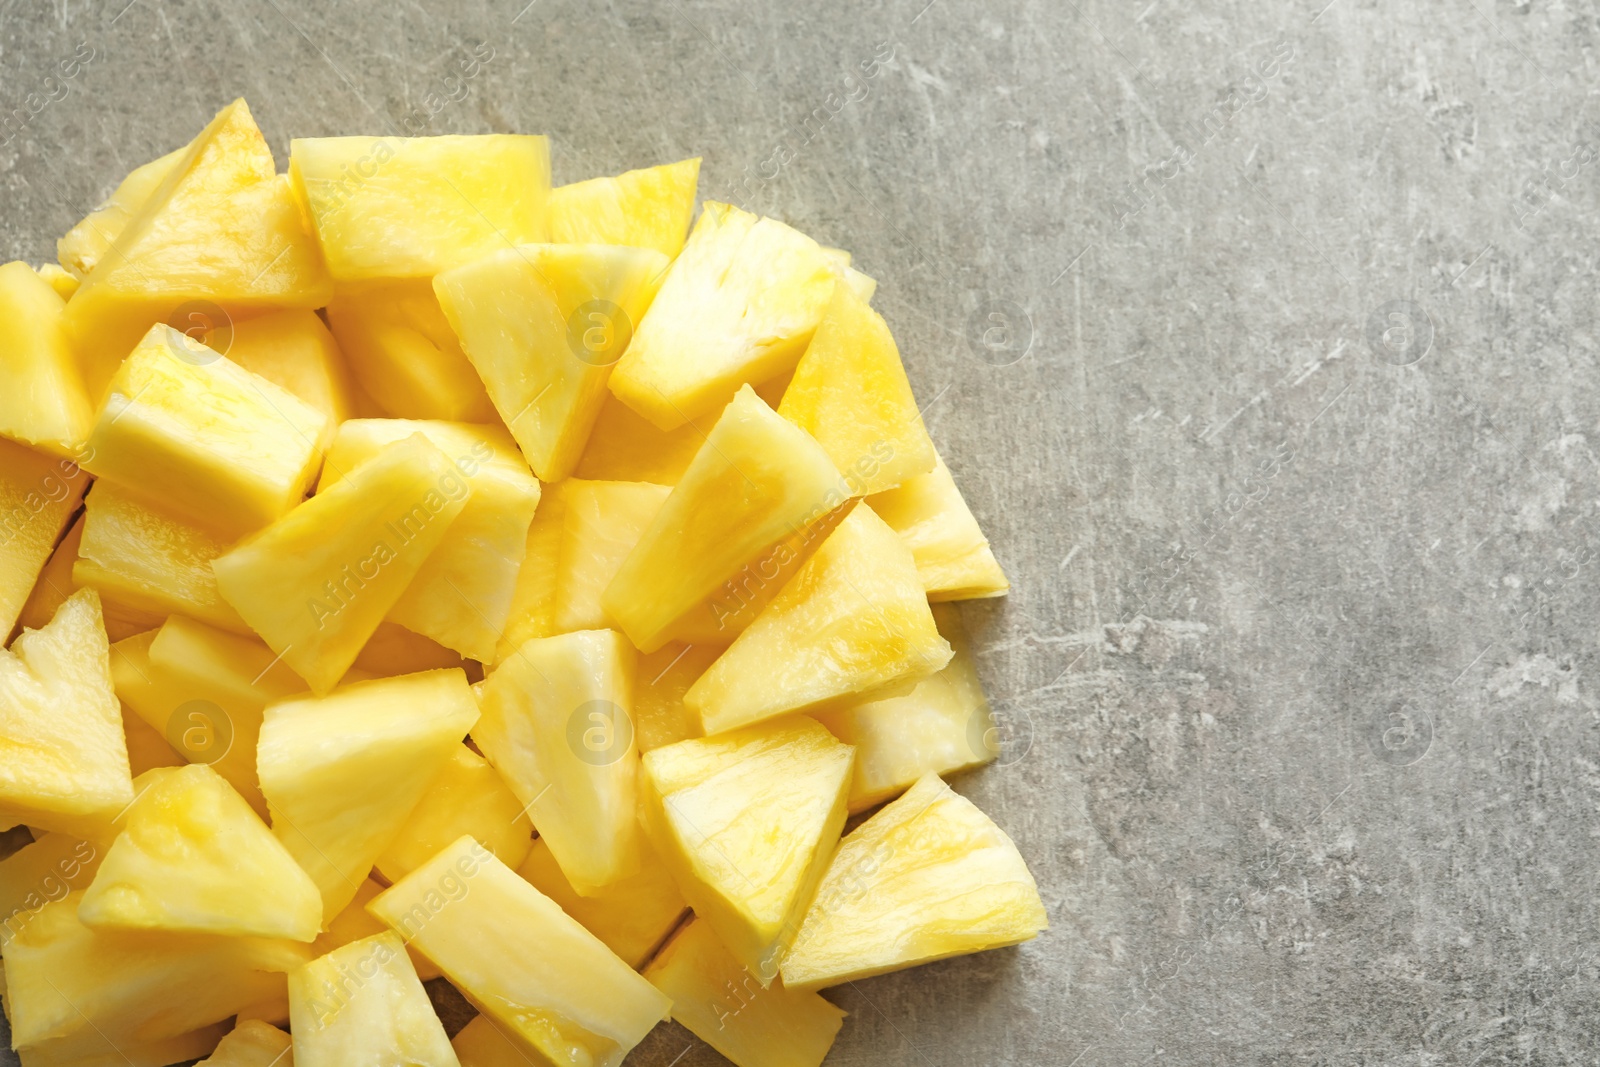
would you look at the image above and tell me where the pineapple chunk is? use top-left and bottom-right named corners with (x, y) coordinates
top-left (609, 202), bottom-right (840, 430)
top-left (257, 669), bottom-right (479, 920)
top-left (120, 706), bottom-right (185, 776)
top-left (319, 419), bottom-right (541, 662)
top-left (353, 621), bottom-right (467, 678)
top-left (474, 630), bottom-right (642, 893)
top-left (548, 158), bottom-right (701, 259)
top-left (81, 323), bottom-right (331, 536)
top-left (20, 1020), bottom-right (230, 1067)
top-left (517, 838), bottom-right (687, 969)
top-left (287, 932), bottom-right (456, 1067)
top-left (196, 1019), bottom-right (293, 1066)
top-left (434, 242), bottom-right (671, 481)
top-left (368, 836), bottom-right (671, 1067)
top-left (0, 833), bottom-right (102, 947)
top-left (555, 479), bottom-right (671, 633)
top-left (374, 745), bottom-right (532, 883)
top-left (213, 435), bottom-right (471, 693)
top-left (290, 134), bottom-right (551, 280)
top-left (777, 283), bottom-right (936, 495)
top-left (0, 262), bottom-right (93, 455)
top-left (209, 308), bottom-right (357, 423)
top-left (866, 451), bottom-right (1008, 600)
top-left (314, 878), bottom-right (441, 982)
top-left (601, 385), bottom-right (845, 653)
top-left (325, 280), bottom-right (497, 422)
top-left (781, 773), bottom-right (1048, 990)
top-left (633, 641), bottom-right (721, 753)
top-left (644, 917), bottom-right (845, 1067)
top-left (814, 602), bottom-right (997, 811)
top-left (35, 263), bottom-right (80, 302)
top-left (0, 590), bottom-right (133, 840)
top-left (0, 439), bottom-right (89, 637)
top-left (685, 505), bottom-right (952, 735)
top-left (449, 1014), bottom-right (528, 1067)
top-left (19, 514), bottom-right (163, 641)
top-left (57, 146), bottom-right (184, 279)
top-left (78, 764), bottom-right (321, 941)
top-left (638, 717), bottom-right (852, 981)
top-left (573, 394), bottom-right (708, 485)
top-left (491, 482), bottom-right (567, 662)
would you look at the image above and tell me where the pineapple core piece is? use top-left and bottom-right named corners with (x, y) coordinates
top-left (644, 916), bottom-right (845, 1067)
top-left (609, 201), bottom-right (840, 430)
top-left (256, 669), bottom-right (480, 920)
top-left (57, 146), bottom-right (184, 279)
top-left (555, 479), bottom-right (672, 633)
top-left (685, 505), bottom-right (953, 735)
top-left (0, 438), bottom-right (88, 636)
top-left (374, 744), bottom-right (532, 883)
top-left (548, 157), bottom-right (702, 259)
top-left (287, 932), bottom-right (456, 1067)
top-left (639, 717), bottom-right (853, 982)
top-left (196, 1019), bottom-right (293, 1066)
top-left (78, 764), bottom-right (322, 942)
top-left (368, 836), bottom-right (671, 1067)
top-left (517, 837), bottom-right (687, 969)
top-left (290, 134), bottom-right (551, 281)
top-left (0, 261), bottom-right (93, 455)
top-left (781, 773), bottom-right (1048, 991)
top-left (210, 307), bottom-right (357, 423)
top-left (866, 451), bottom-right (1009, 601)
top-left (433, 242), bottom-right (671, 482)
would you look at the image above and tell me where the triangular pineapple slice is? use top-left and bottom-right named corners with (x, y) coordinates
top-left (638, 717), bottom-right (852, 981)
top-left (213, 434), bottom-right (471, 693)
top-left (609, 202), bottom-right (841, 430)
top-left (196, 1019), bottom-right (293, 1066)
top-left (313, 877), bottom-right (440, 982)
top-left (374, 745), bottom-right (532, 883)
top-left (0, 438), bottom-right (88, 636)
top-left (368, 836), bottom-right (671, 1067)
top-left (0, 589), bottom-right (132, 839)
top-left (256, 669), bottom-right (479, 920)
top-left (434, 242), bottom-right (671, 481)
top-left (601, 384), bottom-right (845, 653)
top-left (866, 451), bottom-right (1008, 600)
top-left (57, 146), bottom-right (184, 279)
top-left (491, 480), bottom-right (568, 663)
top-left (213, 308), bottom-right (358, 423)
top-left (0, 833), bottom-right (102, 947)
top-left (781, 773), bottom-right (1048, 990)
top-left (77, 764), bottom-right (321, 941)
top-left (0, 261), bottom-right (93, 455)
top-left (644, 916), bottom-right (845, 1067)
top-left (475, 629), bottom-right (643, 894)
top-left (633, 641), bottom-right (721, 753)
top-left (685, 505), bottom-right (952, 735)
top-left (288, 932), bottom-right (456, 1067)
top-left (555, 479), bottom-right (671, 633)
top-left (777, 282), bottom-right (936, 495)
top-left (517, 838), bottom-right (687, 969)
top-left (548, 157), bottom-right (701, 258)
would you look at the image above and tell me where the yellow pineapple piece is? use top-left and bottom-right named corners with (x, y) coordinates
top-left (257, 669), bottom-right (479, 920)
top-left (644, 917), bottom-right (845, 1067)
top-left (609, 202), bottom-right (841, 430)
top-left (0, 439), bottom-right (88, 637)
top-left (555, 479), bottom-right (671, 633)
top-left (601, 384), bottom-right (845, 653)
top-left (490, 481), bottom-right (567, 663)
top-left (35, 263), bottom-right (80, 301)
top-left (475, 630), bottom-right (642, 893)
top-left (548, 157), bottom-right (701, 259)
top-left (866, 451), bottom-right (1009, 600)
top-left (781, 773), bottom-right (1047, 990)
top-left (517, 838), bottom-right (687, 969)
top-left (195, 1019), bottom-right (293, 1066)
top-left (0, 262), bottom-right (93, 455)
top-left (288, 932), bottom-right (455, 1067)
top-left (208, 308), bottom-right (357, 423)
top-left (434, 242), bottom-right (671, 481)
top-left (314, 879), bottom-right (440, 982)
top-left (18, 514), bottom-right (162, 642)
top-left (638, 717), bottom-right (852, 981)
top-left (0, 833), bottom-right (102, 946)
top-left (633, 641), bottom-right (721, 753)
top-left (368, 836), bottom-right (671, 1067)
top-left (20, 1019), bottom-right (230, 1067)
top-left (352, 621), bottom-right (467, 678)
top-left (686, 505), bottom-right (952, 735)
top-left (0, 590), bottom-right (132, 840)
top-left (817, 248), bottom-right (877, 305)
top-left (57, 146), bottom-right (184, 279)
top-left (120, 705), bottom-right (185, 776)
top-left (449, 1014), bottom-right (528, 1067)
top-left (777, 283), bottom-right (936, 495)
top-left (374, 745), bottom-right (532, 883)
top-left (213, 434), bottom-right (471, 693)
top-left (320, 419), bottom-right (541, 662)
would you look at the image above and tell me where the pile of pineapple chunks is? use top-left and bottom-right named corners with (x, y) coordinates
top-left (0, 98), bottom-right (1045, 1067)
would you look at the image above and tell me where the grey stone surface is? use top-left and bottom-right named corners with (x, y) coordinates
top-left (3, 0), bottom-right (1600, 1063)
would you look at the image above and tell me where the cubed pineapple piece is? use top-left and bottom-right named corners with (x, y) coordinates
top-left (315, 879), bottom-right (440, 982)
top-left (0, 439), bottom-right (89, 636)
top-left (517, 838), bottom-right (686, 969)
top-left (20, 1019), bottom-right (230, 1067)
top-left (555, 479), bottom-right (671, 633)
top-left (0, 590), bottom-right (132, 840)
top-left (609, 202), bottom-right (840, 430)
top-left (601, 385), bottom-right (845, 653)
top-left (35, 263), bottom-right (80, 302)
top-left (81, 323), bottom-right (331, 536)
top-left (214, 435), bottom-right (471, 693)
top-left (0, 834), bottom-right (102, 947)
top-left (325, 280), bottom-right (497, 422)
top-left (866, 451), bottom-right (1009, 600)
top-left (638, 717), bottom-right (852, 981)
top-left (78, 764), bottom-right (321, 941)
top-left (474, 630), bottom-right (642, 894)
top-left (368, 836), bottom-right (671, 1067)
top-left (777, 283), bottom-right (935, 495)
top-left (320, 419), bottom-right (541, 662)
top-left (196, 1019), bottom-right (293, 1066)
top-left (287, 932), bottom-right (455, 1067)
top-left (781, 773), bottom-right (1047, 990)
top-left (633, 641), bottom-right (721, 753)
top-left (434, 242), bottom-right (671, 481)
top-left (548, 157), bottom-right (701, 259)
top-left (814, 602), bottom-right (997, 811)
top-left (686, 505), bottom-right (952, 734)
top-left (352, 621), bottom-right (467, 678)
top-left (644, 917), bottom-right (845, 1067)
top-left (257, 669), bottom-right (479, 920)
top-left (290, 134), bottom-right (551, 280)
top-left (209, 308), bottom-right (357, 423)
top-left (18, 515), bottom-right (163, 642)
top-left (0, 261), bottom-right (93, 455)
top-left (57, 146), bottom-right (184, 279)
top-left (374, 745), bottom-right (532, 883)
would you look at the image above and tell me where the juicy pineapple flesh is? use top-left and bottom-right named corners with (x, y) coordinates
top-left (548, 157), bottom-right (701, 258)
top-left (288, 931), bottom-right (456, 1067)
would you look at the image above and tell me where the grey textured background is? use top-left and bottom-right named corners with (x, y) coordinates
top-left (4, 0), bottom-right (1600, 1064)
